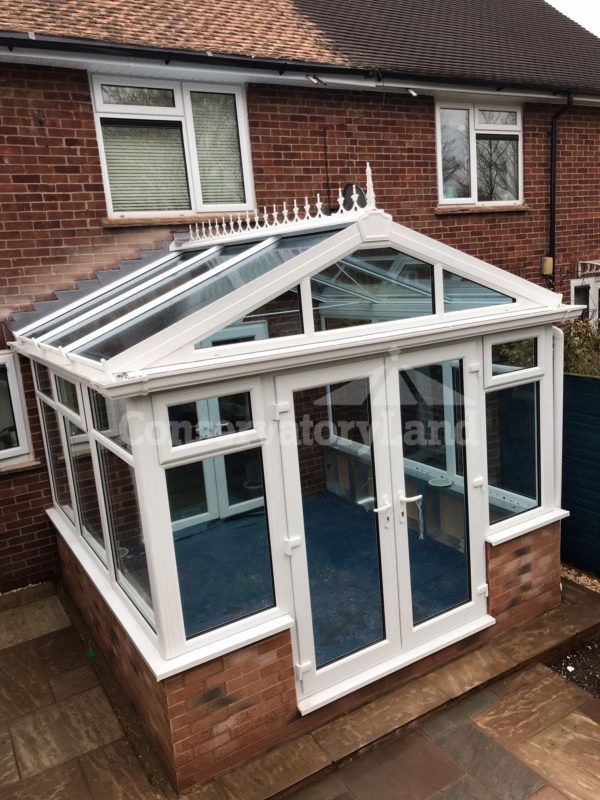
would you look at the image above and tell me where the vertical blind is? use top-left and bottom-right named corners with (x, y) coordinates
top-left (191, 92), bottom-right (245, 204)
top-left (101, 120), bottom-right (191, 212)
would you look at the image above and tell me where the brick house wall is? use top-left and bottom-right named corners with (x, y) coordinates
top-left (0, 67), bottom-right (594, 595)
top-left (59, 522), bottom-right (560, 792)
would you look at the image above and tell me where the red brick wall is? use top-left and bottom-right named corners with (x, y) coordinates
top-left (58, 520), bottom-right (560, 792)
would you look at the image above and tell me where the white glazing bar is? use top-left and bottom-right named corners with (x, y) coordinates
top-left (63, 237), bottom-right (278, 355)
top-left (16, 249), bottom-right (181, 338)
top-left (33, 246), bottom-right (221, 345)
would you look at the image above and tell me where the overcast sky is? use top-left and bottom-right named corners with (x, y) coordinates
top-left (546, 1), bottom-right (600, 37)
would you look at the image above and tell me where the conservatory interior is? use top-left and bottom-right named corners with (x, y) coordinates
top-left (11, 168), bottom-right (579, 780)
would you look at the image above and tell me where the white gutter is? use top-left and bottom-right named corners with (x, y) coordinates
top-left (2, 46), bottom-right (600, 106)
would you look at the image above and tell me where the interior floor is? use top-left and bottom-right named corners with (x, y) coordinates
top-left (173, 490), bottom-right (470, 659)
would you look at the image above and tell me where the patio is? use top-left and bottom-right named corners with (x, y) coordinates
top-left (0, 579), bottom-right (599, 799)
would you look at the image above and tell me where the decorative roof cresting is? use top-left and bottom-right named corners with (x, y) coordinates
top-left (176, 163), bottom-right (377, 250)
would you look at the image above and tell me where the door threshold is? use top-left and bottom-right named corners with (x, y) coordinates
top-left (297, 614), bottom-right (496, 715)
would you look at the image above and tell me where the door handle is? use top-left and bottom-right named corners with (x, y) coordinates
top-left (373, 498), bottom-right (392, 513)
top-left (397, 493), bottom-right (423, 503)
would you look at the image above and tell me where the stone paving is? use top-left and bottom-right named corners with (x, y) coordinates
top-left (0, 582), bottom-right (168, 800)
top-left (0, 580), bottom-right (599, 800)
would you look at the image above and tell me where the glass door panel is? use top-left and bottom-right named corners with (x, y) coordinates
top-left (398, 360), bottom-right (470, 625)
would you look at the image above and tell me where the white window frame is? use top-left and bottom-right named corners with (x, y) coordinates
top-left (0, 352), bottom-right (32, 464)
top-left (91, 74), bottom-right (256, 219)
top-left (435, 101), bottom-right (523, 207)
top-left (571, 276), bottom-right (600, 324)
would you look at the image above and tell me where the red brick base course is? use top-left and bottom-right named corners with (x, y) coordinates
top-left (58, 522), bottom-right (560, 793)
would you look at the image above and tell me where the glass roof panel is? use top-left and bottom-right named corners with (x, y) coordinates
top-left (24, 249), bottom-right (206, 339)
top-left (443, 270), bottom-right (514, 310)
top-left (46, 244), bottom-right (247, 349)
top-left (74, 230), bottom-right (333, 362)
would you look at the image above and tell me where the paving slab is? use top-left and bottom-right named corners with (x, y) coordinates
top-left (434, 721), bottom-right (545, 800)
top-left (281, 773), bottom-right (349, 800)
top-left (49, 665), bottom-right (98, 701)
top-left (514, 710), bottom-right (600, 800)
top-left (430, 774), bottom-right (497, 800)
top-left (0, 761), bottom-right (93, 800)
top-left (337, 730), bottom-right (464, 800)
top-left (530, 789), bottom-right (569, 800)
top-left (426, 645), bottom-right (516, 698)
top-left (312, 672), bottom-right (450, 761)
top-left (490, 663), bottom-right (551, 697)
top-left (34, 628), bottom-right (88, 676)
top-left (0, 584), bottom-right (55, 614)
top-left (80, 740), bottom-right (165, 800)
top-left (0, 725), bottom-right (18, 789)
top-left (0, 641), bottom-right (54, 722)
top-left (420, 688), bottom-right (499, 740)
top-left (0, 597), bottom-right (70, 651)
top-left (493, 608), bottom-right (579, 663)
top-left (10, 687), bottom-right (122, 779)
top-left (473, 672), bottom-right (589, 743)
top-left (219, 735), bottom-right (331, 800)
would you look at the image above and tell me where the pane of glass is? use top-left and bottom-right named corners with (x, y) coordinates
top-left (476, 134), bottom-right (519, 202)
top-left (491, 338), bottom-right (537, 376)
top-left (97, 445), bottom-right (154, 623)
top-left (47, 245), bottom-right (247, 348)
top-left (440, 108), bottom-right (471, 199)
top-left (166, 448), bottom-right (275, 639)
top-left (40, 402), bottom-right (72, 515)
top-left (101, 119), bottom-right (190, 212)
top-left (34, 362), bottom-right (52, 396)
top-left (443, 271), bottom-right (514, 312)
top-left (0, 365), bottom-right (18, 452)
top-left (312, 247), bottom-right (434, 331)
top-left (399, 360), bottom-right (471, 625)
top-left (89, 390), bottom-right (131, 451)
top-left (168, 391), bottom-right (252, 447)
top-left (76, 231), bottom-right (332, 361)
top-left (101, 84), bottom-right (175, 107)
top-left (191, 92), bottom-right (245, 204)
top-left (487, 382), bottom-right (540, 523)
top-left (64, 421), bottom-right (104, 558)
top-left (196, 286), bottom-right (303, 348)
top-left (293, 379), bottom-right (385, 667)
top-left (477, 109), bottom-right (518, 125)
top-left (55, 375), bottom-right (79, 413)
top-left (28, 251), bottom-right (203, 341)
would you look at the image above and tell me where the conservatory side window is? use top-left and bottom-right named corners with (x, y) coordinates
top-left (39, 400), bottom-right (73, 518)
top-left (91, 75), bottom-right (253, 216)
top-left (436, 102), bottom-right (522, 205)
top-left (0, 353), bottom-right (31, 463)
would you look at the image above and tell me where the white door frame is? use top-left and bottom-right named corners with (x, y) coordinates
top-left (275, 357), bottom-right (403, 699)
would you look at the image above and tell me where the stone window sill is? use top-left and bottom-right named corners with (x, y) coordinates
top-left (0, 457), bottom-right (41, 475)
top-left (434, 204), bottom-right (531, 216)
top-left (102, 213), bottom-right (247, 229)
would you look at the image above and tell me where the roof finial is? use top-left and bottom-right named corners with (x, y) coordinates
top-left (366, 162), bottom-right (376, 209)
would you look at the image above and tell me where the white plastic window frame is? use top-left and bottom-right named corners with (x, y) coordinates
top-left (90, 74), bottom-right (256, 218)
top-left (435, 100), bottom-right (523, 207)
top-left (571, 276), bottom-right (600, 325)
top-left (33, 364), bottom-right (159, 633)
top-left (482, 327), bottom-right (554, 535)
top-left (0, 352), bottom-right (32, 464)
top-left (145, 377), bottom-right (292, 658)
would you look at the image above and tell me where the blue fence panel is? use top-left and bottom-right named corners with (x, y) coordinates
top-left (561, 374), bottom-right (600, 575)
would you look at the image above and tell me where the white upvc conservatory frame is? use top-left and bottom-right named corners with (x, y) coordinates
top-left (11, 198), bottom-right (581, 692)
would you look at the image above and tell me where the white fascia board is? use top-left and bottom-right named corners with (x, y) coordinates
top-left (2, 46), bottom-right (600, 106)
top-left (92, 303), bottom-right (580, 400)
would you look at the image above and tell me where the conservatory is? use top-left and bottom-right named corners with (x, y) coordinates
top-left (11, 168), bottom-right (578, 784)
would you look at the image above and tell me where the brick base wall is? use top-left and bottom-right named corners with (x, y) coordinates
top-left (58, 521), bottom-right (561, 793)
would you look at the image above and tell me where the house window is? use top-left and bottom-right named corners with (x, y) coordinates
top-left (0, 353), bottom-right (31, 463)
top-left (91, 75), bottom-right (254, 217)
top-left (437, 103), bottom-right (522, 205)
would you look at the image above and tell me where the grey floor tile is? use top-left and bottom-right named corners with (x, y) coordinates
top-left (421, 689), bottom-right (499, 740)
top-left (435, 722), bottom-right (545, 800)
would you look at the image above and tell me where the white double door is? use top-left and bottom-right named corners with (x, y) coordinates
top-left (275, 340), bottom-right (488, 704)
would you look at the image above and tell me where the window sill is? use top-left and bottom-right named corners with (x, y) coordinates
top-left (433, 204), bottom-right (531, 216)
top-left (0, 457), bottom-right (41, 475)
top-left (485, 508), bottom-right (569, 546)
top-left (102, 212), bottom-right (253, 229)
